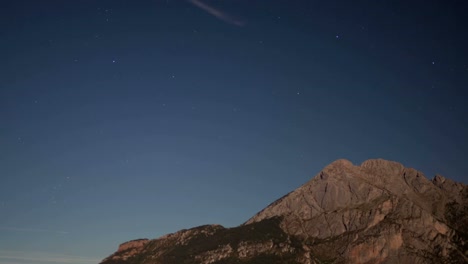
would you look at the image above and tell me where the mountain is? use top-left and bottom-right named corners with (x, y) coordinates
top-left (100, 159), bottom-right (468, 264)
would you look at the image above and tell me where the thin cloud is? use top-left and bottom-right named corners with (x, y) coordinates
top-left (0, 227), bottom-right (69, 234)
top-left (0, 250), bottom-right (99, 264)
top-left (188, 0), bottom-right (245, 26)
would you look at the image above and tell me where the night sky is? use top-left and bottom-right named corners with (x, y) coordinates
top-left (1, 0), bottom-right (467, 263)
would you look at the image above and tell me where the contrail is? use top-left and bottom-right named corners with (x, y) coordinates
top-left (0, 226), bottom-right (69, 234)
top-left (0, 250), bottom-right (99, 264)
top-left (188, 0), bottom-right (245, 26)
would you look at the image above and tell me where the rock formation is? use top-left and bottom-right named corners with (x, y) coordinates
top-left (100, 159), bottom-right (468, 264)
top-left (102, 239), bottom-right (150, 263)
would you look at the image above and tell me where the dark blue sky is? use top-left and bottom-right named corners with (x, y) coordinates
top-left (1, 0), bottom-right (467, 263)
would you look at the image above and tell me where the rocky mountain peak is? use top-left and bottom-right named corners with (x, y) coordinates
top-left (100, 158), bottom-right (468, 264)
top-left (360, 158), bottom-right (405, 174)
top-left (243, 158), bottom-right (466, 262)
top-left (323, 158), bottom-right (354, 169)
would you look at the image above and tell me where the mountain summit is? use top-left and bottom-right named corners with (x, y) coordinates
top-left (100, 159), bottom-right (467, 264)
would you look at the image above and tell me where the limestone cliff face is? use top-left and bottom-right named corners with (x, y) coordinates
top-left (245, 159), bottom-right (467, 263)
top-left (102, 239), bottom-right (150, 263)
top-left (118, 239), bottom-right (150, 252)
top-left (100, 159), bottom-right (468, 264)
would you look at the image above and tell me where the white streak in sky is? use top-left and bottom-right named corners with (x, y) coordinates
top-left (0, 250), bottom-right (100, 264)
top-left (188, 0), bottom-right (245, 26)
top-left (0, 227), bottom-right (69, 234)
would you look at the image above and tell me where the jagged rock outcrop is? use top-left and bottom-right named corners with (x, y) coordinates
top-left (102, 239), bottom-right (150, 263)
top-left (118, 239), bottom-right (150, 252)
top-left (100, 159), bottom-right (468, 264)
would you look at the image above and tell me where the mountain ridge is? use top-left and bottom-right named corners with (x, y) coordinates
top-left (100, 158), bottom-right (468, 264)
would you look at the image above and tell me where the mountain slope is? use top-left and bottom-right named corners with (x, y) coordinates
top-left (100, 159), bottom-right (468, 264)
top-left (100, 218), bottom-right (306, 264)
